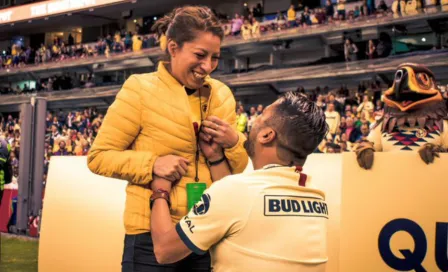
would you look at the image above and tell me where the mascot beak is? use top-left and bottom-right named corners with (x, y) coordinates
top-left (393, 69), bottom-right (407, 101)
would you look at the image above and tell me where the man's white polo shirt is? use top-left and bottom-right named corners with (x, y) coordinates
top-left (176, 165), bottom-right (328, 272)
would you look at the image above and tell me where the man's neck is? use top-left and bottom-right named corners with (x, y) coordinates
top-left (252, 157), bottom-right (288, 170)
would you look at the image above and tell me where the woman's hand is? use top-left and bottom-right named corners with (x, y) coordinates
top-left (198, 132), bottom-right (224, 161)
top-left (201, 116), bottom-right (239, 149)
top-left (153, 155), bottom-right (190, 182)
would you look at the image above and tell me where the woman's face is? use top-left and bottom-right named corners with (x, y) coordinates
top-left (169, 31), bottom-right (221, 89)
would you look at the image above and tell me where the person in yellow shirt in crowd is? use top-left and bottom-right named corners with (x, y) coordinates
top-left (159, 33), bottom-right (167, 51)
top-left (132, 33), bottom-right (142, 52)
top-left (236, 106), bottom-right (248, 133)
top-left (11, 44), bottom-right (17, 56)
top-left (287, 4), bottom-right (298, 27)
top-left (88, 6), bottom-right (248, 271)
top-left (251, 17), bottom-right (261, 38)
top-left (150, 92), bottom-right (329, 272)
top-left (337, 0), bottom-right (346, 20)
top-left (241, 18), bottom-right (252, 40)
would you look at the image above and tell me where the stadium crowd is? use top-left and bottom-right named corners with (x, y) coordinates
top-left (1, 0), bottom-right (445, 96)
top-left (0, 0), bottom-right (403, 71)
top-left (1, 107), bottom-right (104, 189)
top-left (0, 31), bottom-right (158, 70)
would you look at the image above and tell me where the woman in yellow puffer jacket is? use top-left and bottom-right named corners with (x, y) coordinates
top-left (87, 6), bottom-right (248, 271)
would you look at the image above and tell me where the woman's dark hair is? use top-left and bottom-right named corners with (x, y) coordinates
top-left (266, 92), bottom-right (328, 166)
top-left (152, 6), bottom-right (224, 50)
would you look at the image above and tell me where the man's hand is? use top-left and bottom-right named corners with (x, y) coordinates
top-left (150, 176), bottom-right (172, 192)
top-left (198, 132), bottom-right (224, 161)
top-left (153, 155), bottom-right (190, 182)
top-left (201, 116), bottom-right (239, 149)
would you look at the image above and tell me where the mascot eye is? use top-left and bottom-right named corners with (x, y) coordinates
top-left (417, 73), bottom-right (431, 89)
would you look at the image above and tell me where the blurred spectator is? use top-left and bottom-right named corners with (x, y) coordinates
top-left (354, 6), bottom-right (361, 18)
top-left (247, 107), bottom-right (259, 132)
top-left (366, 39), bottom-right (377, 59)
top-left (337, 0), bottom-right (347, 20)
top-left (344, 38), bottom-right (359, 61)
top-left (68, 34), bottom-right (74, 46)
top-left (288, 5), bottom-right (298, 27)
top-left (132, 33), bottom-right (142, 52)
top-left (257, 104), bottom-right (264, 114)
top-left (356, 123), bottom-right (371, 142)
top-left (325, 0), bottom-right (335, 20)
top-left (357, 94), bottom-right (374, 116)
top-left (53, 140), bottom-right (70, 156)
top-left (253, 3), bottom-right (264, 20)
top-left (241, 19), bottom-right (253, 40)
top-left (360, 0), bottom-right (369, 15)
top-left (231, 14), bottom-right (243, 36)
top-left (325, 103), bottom-right (341, 136)
top-left (236, 106), bottom-right (248, 133)
top-left (315, 8), bottom-right (327, 24)
top-left (377, 0), bottom-right (389, 12)
top-left (316, 94), bottom-right (326, 111)
top-left (251, 17), bottom-right (261, 38)
top-left (328, 92), bottom-right (344, 114)
top-left (301, 7), bottom-right (312, 26)
top-left (375, 99), bottom-right (384, 112)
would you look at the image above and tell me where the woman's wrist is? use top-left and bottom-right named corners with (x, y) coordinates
top-left (207, 152), bottom-right (224, 162)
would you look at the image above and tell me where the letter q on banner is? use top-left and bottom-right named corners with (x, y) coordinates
top-left (339, 152), bottom-right (448, 272)
top-left (378, 219), bottom-right (448, 272)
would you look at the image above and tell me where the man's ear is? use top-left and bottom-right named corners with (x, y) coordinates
top-left (167, 40), bottom-right (178, 58)
top-left (258, 127), bottom-right (276, 145)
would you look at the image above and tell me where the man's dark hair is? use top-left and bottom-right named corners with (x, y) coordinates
top-left (266, 92), bottom-right (328, 166)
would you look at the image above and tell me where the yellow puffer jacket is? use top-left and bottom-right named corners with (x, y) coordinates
top-left (87, 62), bottom-right (248, 235)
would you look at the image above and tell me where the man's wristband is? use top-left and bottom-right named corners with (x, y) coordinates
top-left (150, 189), bottom-right (171, 210)
top-left (207, 156), bottom-right (226, 166)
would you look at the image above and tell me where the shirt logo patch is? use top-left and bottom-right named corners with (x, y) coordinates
top-left (264, 195), bottom-right (328, 218)
top-left (193, 194), bottom-right (211, 216)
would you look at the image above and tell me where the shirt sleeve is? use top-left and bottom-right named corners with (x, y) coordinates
top-left (176, 176), bottom-right (250, 255)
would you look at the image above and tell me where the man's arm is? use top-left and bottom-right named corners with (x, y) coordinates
top-left (150, 176), bottom-right (248, 264)
top-left (150, 195), bottom-right (192, 264)
top-left (209, 160), bottom-right (231, 182)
